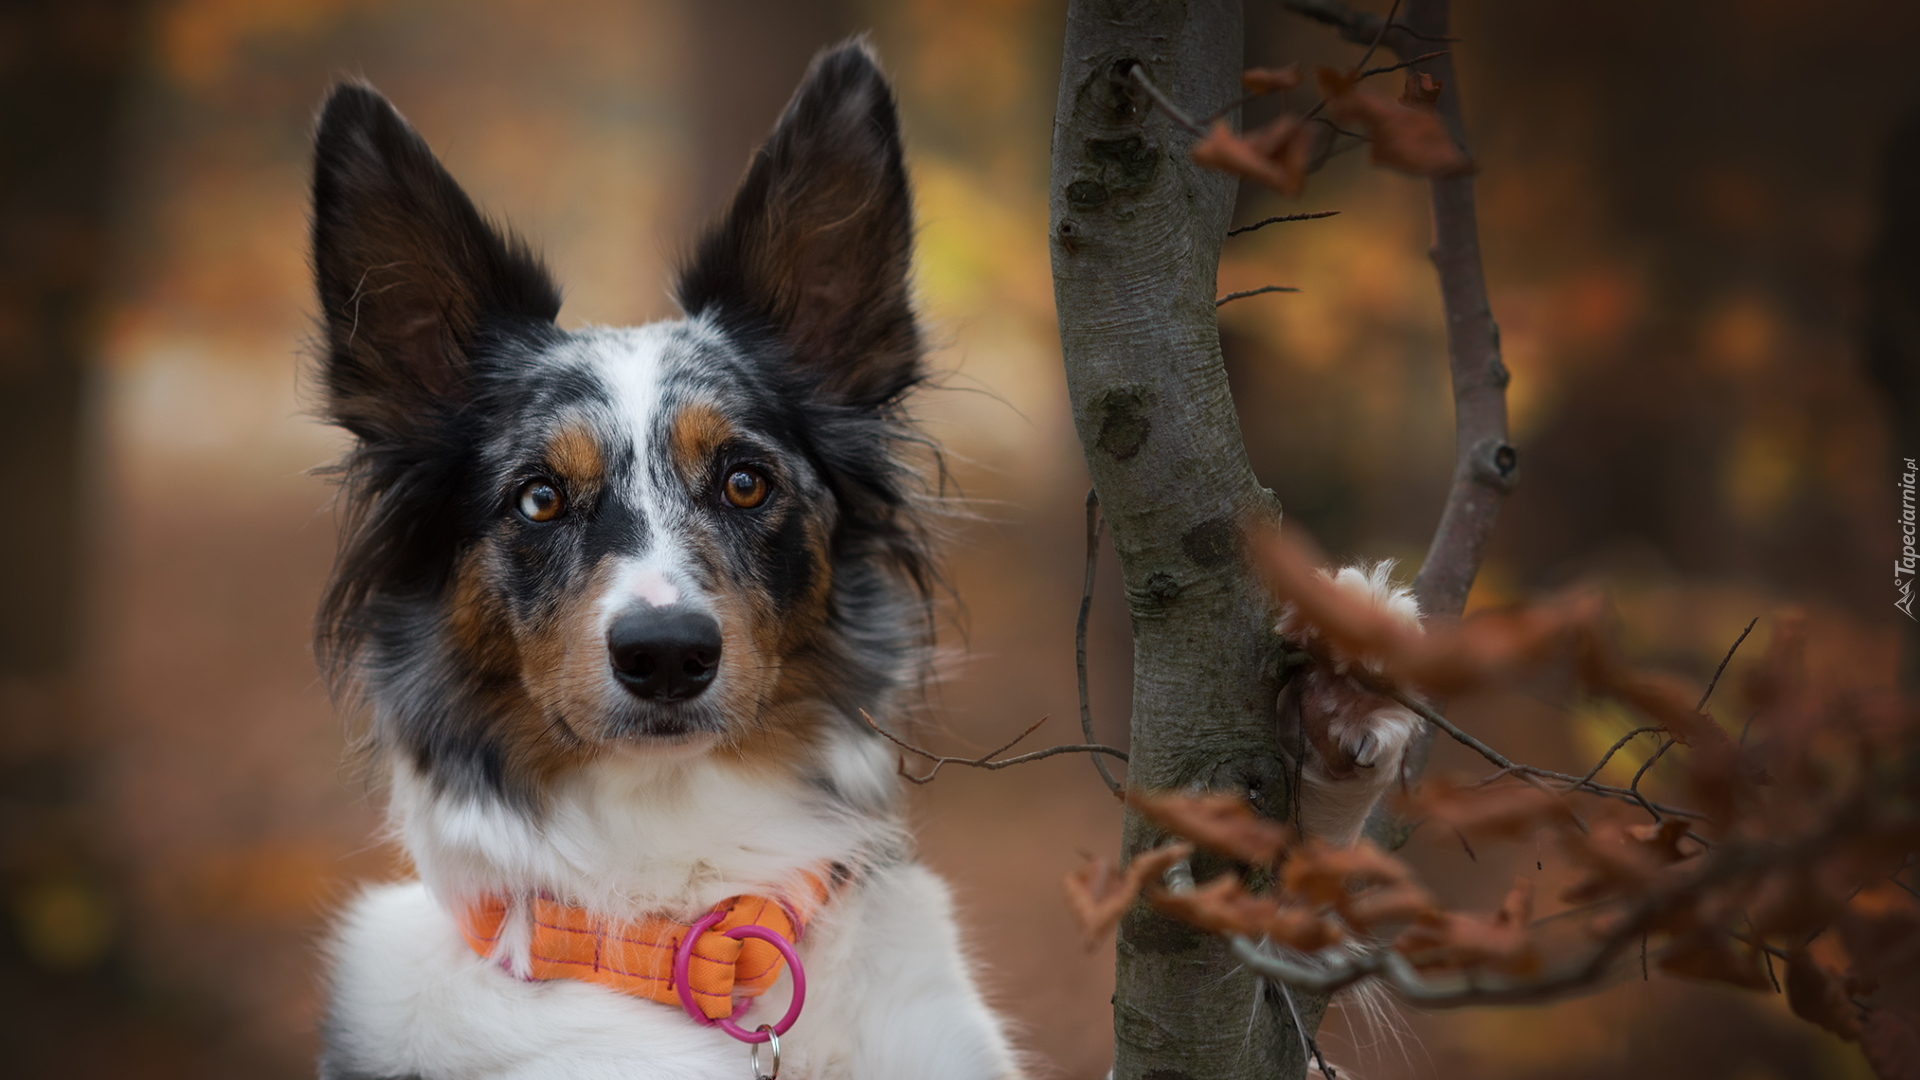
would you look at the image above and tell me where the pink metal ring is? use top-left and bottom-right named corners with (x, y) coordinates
top-left (672, 912), bottom-right (807, 1043)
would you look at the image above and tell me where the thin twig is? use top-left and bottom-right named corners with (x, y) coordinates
top-left (1314, 117), bottom-right (1367, 141)
top-left (1887, 873), bottom-right (1920, 901)
top-left (1696, 616), bottom-right (1759, 713)
top-left (1453, 827), bottom-right (1476, 861)
top-left (1380, 685), bottom-right (1511, 769)
top-left (1127, 65), bottom-right (1206, 136)
top-left (1224, 817), bottom-right (1858, 1004)
top-left (1378, 683), bottom-right (1704, 819)
top-left (860, 711), bottom-right (1128, 785)
top-left (1359, 50), bottom-right (1448, 80)
top-left (1507, 765), bottom-right (1706, 821)
top-left (1752, 917), bottom-right (1782, 993)
top-left (1217, 285), bottom-right (1302, 306)
top-left (1627, 738), bottom-right (1677, 822)
top-left (1353, 0), bottom-right (1405, 74)
top-left (1569, 726), bottom-right (1662, 790)
top-left (1281, 0), bottom-right (1459, 46)
top-left (1227, 210), bottom-right (1341, 237)
top-left (1078, 489), bottom-right (1121, 793)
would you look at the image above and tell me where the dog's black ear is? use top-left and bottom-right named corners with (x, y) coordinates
top-left (310, 83), bottom-right (559, 444)
top-left (675, 42), bottom-right (920, 407)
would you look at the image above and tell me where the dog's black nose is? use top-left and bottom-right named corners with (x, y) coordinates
top-left (607, 607), bottom-right (722, 702)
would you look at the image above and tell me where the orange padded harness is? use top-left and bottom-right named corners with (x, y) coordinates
top-left (458, 872), bottom-right (831, 1020)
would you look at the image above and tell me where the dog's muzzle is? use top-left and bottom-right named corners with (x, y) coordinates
top-left (607, 606), bottom-right (722, 701)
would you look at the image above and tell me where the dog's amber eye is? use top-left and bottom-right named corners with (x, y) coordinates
top-left (722, 467), bottom-right (769, 509)
top-left (517, 480), bottom-right (565, 522)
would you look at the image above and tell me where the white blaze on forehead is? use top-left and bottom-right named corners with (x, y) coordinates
top-left (631, 569), bottom-right (679, 608)
top-left (601, 558), bottom-right (698, 627)
top-left (571, 322), bottom-right (722, 627)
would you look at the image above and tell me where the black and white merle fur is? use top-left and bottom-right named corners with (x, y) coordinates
top-left (304, 37), bottom-right (1417, 1080)
top-left (309, 43), bottom-right (1020, 1080)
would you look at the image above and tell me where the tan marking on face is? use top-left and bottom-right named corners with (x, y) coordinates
top-left (545, 422), bottom-right (605, 494)
top-left (707, 517), bottom-right (843, 773)
top-left (447, 543), bottom-right (520, 675)
top-left (669, 403), bottom-right (735, 480)
top-left (446, 536), bottom-right (597, 791)
top-left (517, 555), bottom-right (625, 746)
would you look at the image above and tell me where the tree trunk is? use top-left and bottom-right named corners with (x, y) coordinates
top-left (1050, 2), bottom-right (1306, 1077)
top-left (682, 0), bottom-right (856, 225)
top-left (0, 0), bottom-right (139, 679)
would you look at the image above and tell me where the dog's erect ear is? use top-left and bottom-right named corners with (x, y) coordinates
top-left (675, 42), bottom-right (920, 407)
top-left (310, 83), bottom-right (559, 444)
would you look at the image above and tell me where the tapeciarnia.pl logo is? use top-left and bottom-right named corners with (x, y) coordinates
top-left (1900, 457), bottom-right (1918, 621)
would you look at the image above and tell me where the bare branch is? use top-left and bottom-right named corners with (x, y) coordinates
top-left (1696, 616), bottom-right (1758, 712)
top-left (1370, 681), bottom-right (1708, 819)
top-left (1217, 285), bottom-right (1302, 306)
top-left (1569, 726), bottom-right (1663, 790)
top-left (1352, 0), bottom-right (1405, 73)
top-left (1378, 683), bottom-right (1508, 768)
top-left (1281, 0), bottom-right (1458, 47)
top-left (1227, 210), bottom-right (1341, 237)
top-left (1359, 50), bottom-right (1449, 80)
top-left (1628, 737), bottom-right (1677, 821)
top-left (1078, 489), bottom-right (1122, 793)
top-left (1399, 27), bottom-right (1515, 619)
top-left (1126, 64), bottom-right (1207, 137)
top-left (1222, 818), bottom-right (1866, 1006)
top-left (860, 710), bottom-right (1128, 786)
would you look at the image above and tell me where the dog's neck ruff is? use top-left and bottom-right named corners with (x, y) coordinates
top-left (458, 870), bottom-right (833, 1022)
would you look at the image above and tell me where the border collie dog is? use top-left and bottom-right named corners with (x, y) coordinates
top-left (309, 43), bottom-right (1023, 1080)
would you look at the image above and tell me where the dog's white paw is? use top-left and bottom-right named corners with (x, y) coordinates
top-left (1342, 704), bottom-right (1418, 772)
top-left (1276, 561), bottom-right (1424, 847)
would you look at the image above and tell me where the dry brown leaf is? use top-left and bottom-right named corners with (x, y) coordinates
top-left (1394, 910), bottom-right (1540, 976)
top-left (1283, 840), bottom-right (1412, 906)
top-left (1242, 64), bottom-right (1302, 93)
top-left (1862, 1007), bottom-right (1920, 1080)
top-left (1340, 882), bottom-right (1440, 932)
top-left (1787, 948), bottom-right (1863, 1041)
top-left (1148, 875), bottom-right (1280, 937)
top-left (1659, 930), bottom-right (1775, 991)
top-left (1623, 818), bottom-right (1697, 865)
top-left (1495, 875), bottom-right (1535, 928)
top-left (1190, 120), bottom-right (1313, 198)
top-left (1244, 116), bottom-right (1316, 194)
top-left (1400, 71), bottom-right (1442, 107)
top-left (1254, 529), bottom-right (1602, 695)
top-left (1256, 530), bottom-right (1428, 672)
top-left (1315, 65), bottom-right (1471, 178)
top-left (1062, 842), bottom-right (1193, 948)
top-left (1129, 792), bottom-right (1294, 866)
top-left (1749, 869), bottom-right (1844, 938)
top-left (1838, 883), bottom-right (1920, 991)
top-left (1268, 905), bottom-right (1347, 951)
top-left (1062, 858), bottom-right (1126, 949)
top-left (1559, 820), bottom-right (1683, 905)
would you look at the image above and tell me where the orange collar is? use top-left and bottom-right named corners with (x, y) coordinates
top-left (459, 871), bottom-right (832, 1020)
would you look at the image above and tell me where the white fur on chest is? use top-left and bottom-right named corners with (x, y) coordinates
top-left (324, 737), bottom-right (1022, 1080)
top-left (388, 730), bottom-right (902, 921)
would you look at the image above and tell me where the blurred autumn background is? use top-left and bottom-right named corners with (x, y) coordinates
top-left (0, 0), bottom-right (1914, 1077)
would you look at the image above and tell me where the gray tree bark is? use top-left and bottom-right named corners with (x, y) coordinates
top-left (1050, 2), bottom-right (1307, 1077)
